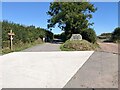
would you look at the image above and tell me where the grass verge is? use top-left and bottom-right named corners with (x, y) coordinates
top-left (2, 39), bottom-right (43, 54)
top-left (60, 40), bottom-right (99, 51)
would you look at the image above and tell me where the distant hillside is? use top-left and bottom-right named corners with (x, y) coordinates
top-left (98, 33), bottom-right (112, 39)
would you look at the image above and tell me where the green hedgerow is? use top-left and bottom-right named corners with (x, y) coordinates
top-left (81, 28), bottom-right (97, 43)
top-left (111, 27), bottom-right (120, 43)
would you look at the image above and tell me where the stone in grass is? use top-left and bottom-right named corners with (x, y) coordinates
top-left (70, 34), bottom-right (82, 41)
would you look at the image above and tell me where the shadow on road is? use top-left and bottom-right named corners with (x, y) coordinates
top-left (51, 39), bottom-right (64, 44)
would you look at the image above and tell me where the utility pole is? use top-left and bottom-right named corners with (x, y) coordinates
top-left (8, 30), bottom-right (15, 50)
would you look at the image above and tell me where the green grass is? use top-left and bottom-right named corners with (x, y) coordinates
top-left (60, 40), bottom-right (99, 51)
top-left (2, 39), bottom-right (43, 54)
top-left (0, 51), bottom-right (1, 54)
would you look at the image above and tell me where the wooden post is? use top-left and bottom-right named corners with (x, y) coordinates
top-left (8, 30), bottom-right (15, 50)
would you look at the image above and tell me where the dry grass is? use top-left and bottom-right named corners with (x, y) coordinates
top-left (60, 40), bottom-right (99, 51)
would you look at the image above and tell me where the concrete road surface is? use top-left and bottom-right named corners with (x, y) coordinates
top-left (1, 51), bottom-right (118, 88)
top-left (2, 51), bottom-right (94, 88)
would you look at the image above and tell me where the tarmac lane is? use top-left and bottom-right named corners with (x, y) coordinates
top-left (64, 51), bottom-right (118, 88)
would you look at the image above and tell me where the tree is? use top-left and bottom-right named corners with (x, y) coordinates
top-left (47, 2), bottom-right (97, 40)
top-left (81, 28), bottom-right (96, 43)
top-left (111, 27), bottom-right (120, 42)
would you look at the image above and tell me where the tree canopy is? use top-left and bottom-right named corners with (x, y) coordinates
top-left (47, 2), bottom-right (97, 40)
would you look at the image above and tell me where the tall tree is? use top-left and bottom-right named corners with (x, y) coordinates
top-left (47, 2), bottom-right (97, 40)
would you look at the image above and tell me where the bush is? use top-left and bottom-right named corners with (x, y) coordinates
top-left (81, 28), bottom-right (97, 43)
top-left (45, 30), bottom-right (53, 42)
top-left (54, 34), bottom-right (61, 39)
top-left (60, 40), bottom-right (98, 51)
top-left (111, 27), bottom-right (120, 43)
top-left (60, 32), bottom-right (66, 42)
